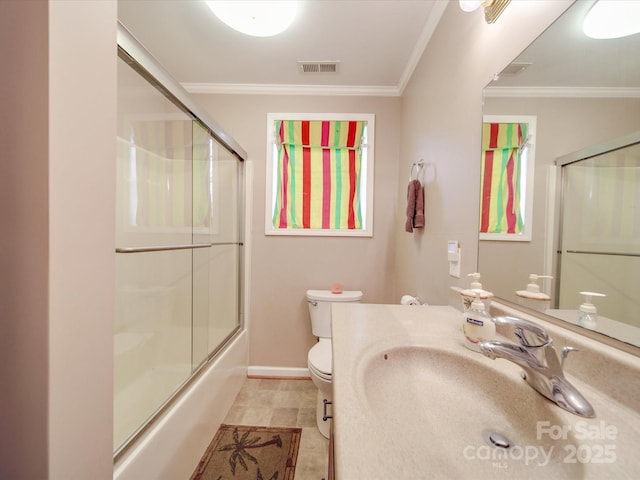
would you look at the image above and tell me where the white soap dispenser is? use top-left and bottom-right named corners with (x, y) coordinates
top-left (468, 272), bottom-right (483, 290)
top-left (460, 273), bottom-right (494, 311)
top-left (515, 274), bottom-right (553, 311)
top-left (578, 291), bottom-right (606, 330)
top-left (462, 290), bottom-right (496, 352)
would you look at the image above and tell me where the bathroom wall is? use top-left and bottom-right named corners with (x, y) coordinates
top-left (192, 2), bottom-right (576, 371)
top-left (0, 2), bottom-right (49, 478)
top-left (49, 2), bottom-right (117, 478)
top-left (1, 2), bottom-right (117, 479)
top-left (394, 0), bottom-right (574, 308)
top-left (192, 94), bottom-right (401, 369)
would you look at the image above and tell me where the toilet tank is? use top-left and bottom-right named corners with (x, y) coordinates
top-left (306, 289), bottom-right (363, 338)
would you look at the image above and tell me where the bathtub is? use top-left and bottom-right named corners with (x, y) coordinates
top-left (113, 329), bottom-right (248, 480)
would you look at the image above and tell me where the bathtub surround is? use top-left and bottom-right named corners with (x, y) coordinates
top-left (113, 331), bottom-right (248, 480)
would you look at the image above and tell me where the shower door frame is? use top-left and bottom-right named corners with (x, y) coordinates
top-left (114, 22), bottom-right (247, 460)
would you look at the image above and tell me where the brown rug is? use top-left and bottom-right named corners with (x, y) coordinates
top-left (190, 424), bottom-right (302, 480)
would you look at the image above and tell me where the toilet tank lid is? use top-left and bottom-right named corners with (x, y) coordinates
top-left (306, 289), bottom-right (363, 302)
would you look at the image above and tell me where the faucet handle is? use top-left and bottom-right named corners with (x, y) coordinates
top-left (561, 346), bottom-right (579, 369)
top-left (492, 316), bottom-right (550, 347)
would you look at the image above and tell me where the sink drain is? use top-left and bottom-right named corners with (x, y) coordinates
top-left (482, 430), bottom-right (512, 449)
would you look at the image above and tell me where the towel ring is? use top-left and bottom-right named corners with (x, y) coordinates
top-left (409, 159), bottom-right (425, 181)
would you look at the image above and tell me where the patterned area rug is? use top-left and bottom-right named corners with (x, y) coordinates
top-left (190, 424), bottom-right (302, 480)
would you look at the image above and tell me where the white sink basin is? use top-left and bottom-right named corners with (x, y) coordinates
top-left (357, 345), bottom-right (583, 478)
top-left (331, 304), bottom-right (640, 480)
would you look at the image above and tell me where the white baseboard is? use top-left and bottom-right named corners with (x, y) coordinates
top-left (247, 366), bottom-right (310, 378)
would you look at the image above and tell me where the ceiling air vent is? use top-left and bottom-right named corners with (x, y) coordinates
top-left (298, 61), bottom-right (340, 74)
top-left (500, 62), bottom-right (532, 76)
top-left (493, 62), bottom-right (532, 81)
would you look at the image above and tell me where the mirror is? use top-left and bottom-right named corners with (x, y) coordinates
top-left (479, 0), bottom-right (640, 348)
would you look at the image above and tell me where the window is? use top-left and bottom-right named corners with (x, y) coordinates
top-left (480, 115), bottom-right (536, 241)
top-left (265, 113), bottom-right (374, 236)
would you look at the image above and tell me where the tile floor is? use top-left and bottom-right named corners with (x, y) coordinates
top-left (222, 377), bottom-right (330, 480)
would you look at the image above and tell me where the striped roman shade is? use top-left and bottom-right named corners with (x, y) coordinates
top-left (480, 122), bottom-right (528, 234)
top-left (272, 120), bottom-right (366, 230)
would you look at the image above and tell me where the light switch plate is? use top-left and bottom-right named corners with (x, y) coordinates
top-left (449, 247), bottom-right (461, 278)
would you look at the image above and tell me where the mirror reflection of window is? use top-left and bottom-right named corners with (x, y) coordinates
top-left (480, 115), bottom-right (536, 241)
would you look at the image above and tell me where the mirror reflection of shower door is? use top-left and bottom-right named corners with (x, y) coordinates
top-left (558, 140), bottom-right (640, 336)
top-left (114, 53), bottom-right (242, 453)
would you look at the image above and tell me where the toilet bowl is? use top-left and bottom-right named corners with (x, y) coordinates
top-left (308, 339), bottom-right (333, 437)
top-left (306, 289), bottom-right (362, 438)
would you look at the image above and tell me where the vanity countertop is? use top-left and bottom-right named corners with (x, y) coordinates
top-left (330, 303), bottom-right (640, 479)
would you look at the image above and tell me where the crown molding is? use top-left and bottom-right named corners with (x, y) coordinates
top-left (397, 0), bottom-right (448, 95)
top-left (182, 82), bottom-right (401, 97)
top-left (484, 86), bottom-right (640, 98)
top-left (183, 2), bottom-right (449, 98)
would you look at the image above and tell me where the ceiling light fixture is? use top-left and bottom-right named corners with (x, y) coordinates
top-left (459, 0), bottom-right (511, 24)
top-left (583, 0), bottom-right (640, 39)
top-left (459, 0), bottom-right (485, 12)
top-left (206, 1), bottom-right (298, 37)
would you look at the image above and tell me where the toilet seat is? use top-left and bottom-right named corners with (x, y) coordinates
top-left (308, 339), bottom-right (332, 380)
top-left (308, 362), bottom-right (332, 382)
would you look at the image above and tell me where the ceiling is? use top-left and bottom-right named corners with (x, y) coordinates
top-left (118, 1), bottom-right (639, 98)
top-left (117, 0), bottom-right (447, 96)
top-left (489, 0), bottom-right (640, 92)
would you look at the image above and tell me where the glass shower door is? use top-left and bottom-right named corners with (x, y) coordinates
top-left (115, 52), bottom-right (242, 453)
top-left (192, 122), bottom-right (241, 367)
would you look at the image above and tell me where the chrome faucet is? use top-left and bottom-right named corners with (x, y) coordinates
top-left (478, 316), bottom-right (595, 418)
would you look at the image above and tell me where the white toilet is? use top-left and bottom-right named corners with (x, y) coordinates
top-left (306, 289), bottom-right (363, 438)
